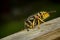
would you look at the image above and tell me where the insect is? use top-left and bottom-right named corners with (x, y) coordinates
top-left (24, 11), bottom-right (56, 31)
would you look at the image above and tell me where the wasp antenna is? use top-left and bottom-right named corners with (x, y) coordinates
top-left (49, 11), bottom-right (56, 13)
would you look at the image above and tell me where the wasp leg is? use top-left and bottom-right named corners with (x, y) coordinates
top-left (38, 20), bottom-right (40, 29)
top-left (28, 20), bottom-right (33, 29)
top-left (29, 26), bottom-right (33, 29)
top-left (24, 24), bottom-right (29, 31)
top-left (25, 26), bottom-right (29, 31)
top-left (25, 22), bottom-right (30, 31)
top-left (32, 19), bottom-right (35, 29)
top-left (39, 18), bottom-right (45, 23)
top-left (28, 21), bottom-right (32, 25)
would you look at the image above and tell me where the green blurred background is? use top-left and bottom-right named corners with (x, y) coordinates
top-left (0, 0), bottom-right (60, 39)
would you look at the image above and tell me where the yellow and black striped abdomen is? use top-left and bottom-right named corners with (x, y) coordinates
top-left (25, 16), bottom-right (35, 28)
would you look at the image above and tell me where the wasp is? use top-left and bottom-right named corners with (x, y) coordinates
top-left (24, 11), bottom-right (56, 31)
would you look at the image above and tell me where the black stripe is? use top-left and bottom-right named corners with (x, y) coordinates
top-left (39, 13), bottom-right (43, 19)
top-left (25, 20), bottom-right (31, 25)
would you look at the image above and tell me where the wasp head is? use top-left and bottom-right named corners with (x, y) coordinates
top-left (40, 11), bottom-right (50, 19)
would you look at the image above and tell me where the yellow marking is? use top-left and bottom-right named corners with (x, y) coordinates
top-left (43, 12), bottom-right (50, 19)
top-left (38, 13), bottom-right (41, 19)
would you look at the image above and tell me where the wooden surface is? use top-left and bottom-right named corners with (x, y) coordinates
top-left (1, 17), bottom-right (60, 40)
top-left (32, 28), bottom-right (60, 40)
